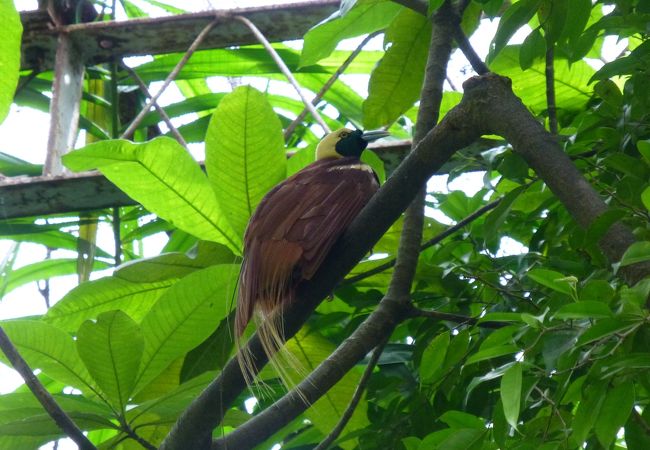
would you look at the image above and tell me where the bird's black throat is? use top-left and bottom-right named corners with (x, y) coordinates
top-left (335, 129), bottom-right (367, 158)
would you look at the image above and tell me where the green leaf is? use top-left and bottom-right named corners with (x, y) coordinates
top-left (116, 241), bottom-right (236, 283)
top-left (538, 0), bottom-right (568, 45)
top-left (642, 186), bottom-right (650, 211)
top-left (594, 382), bottom-right (635, 448)
top-left (576, 318), bottom-right (636, 347)
top-left (579, 279), bottom-right (615, 303)
top-left (527, 268), bottom-right (574, 296)
top-left (490, 46), bottom-right (593, 114)
top-left (0, 1), bottom-right (22, 124)
top-left (300, 0), bottom-right (401, 67)
top-left (363, 9), bottom-right (431, 128)
top-left (490, 0), bottom-right (542, 61)
top-left (205, 86), bottom-right (286, 238)
top-left (638, 140), bottom-right (650, 164)
top-left (519, 28), bottom-right (545, 70)
top-left (620, 241), bottom-right (650, 267)
top-left (63, 137), bottom-right (241, 253)
top-left (420, 331), bottom-right (450, 383)
top-left (625, 408), bottom-right (650, 450)
top-left (554, 301), bottom-right (612, 320)
top-left (0, 320), bottom-right (97, 393)
top-left (77, 311), bottom-right (144, 411)
top-left (483, 185), bottom-right (526, 239)
top-left (435, 428), bottom-right (486, 450)
top-left (2, 259), bottom-right (110, 297)
top-left (427, 0), bottom-right (444, 15)
top-left (500, 362), bottom-right (522, 430)
top-left (46, 276), bottom-right (175, 332)
top-left (571, 381), bottom-right (607, 446)
top-left (561, 0), bottom-right (592, 43)
top-left (133, 264), bottom-right (239, 394)
top-left (439, 411), bottom-right (485, 430)
top-left (465, 344), bottom-right (519, 365)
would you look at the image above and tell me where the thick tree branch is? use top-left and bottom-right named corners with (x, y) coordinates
top-left (0, 327), bottom-right (97, 450)
top-left (212, 4), bottom-right (458, 449)
top-left (162, 71), bottom-right (650, 450)
top-left (453, 25), bottom-right (490, 75)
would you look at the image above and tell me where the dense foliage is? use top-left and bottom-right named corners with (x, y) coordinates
top-left (0, 0), bottom-right (649, 449)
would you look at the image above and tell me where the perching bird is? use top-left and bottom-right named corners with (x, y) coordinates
top-left (235, 128), bottom-right (389, 381)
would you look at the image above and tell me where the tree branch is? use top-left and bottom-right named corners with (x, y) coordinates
top-left (120, 16), bottom-right (219, 139)
top-left (211, 4), bottom-right (459, 449)
top-left (162, 70), bottom-right (650, 450)
top-left (453, 24), bottom-right (490, 75)
top-left (284, 31), bottom-right (379, 141)
top-left (313, 337), bottom-right (388, 450)
top-left (344, 195), bottom-right (502, 285)
top-left (407, 305), bottom-right (507, 329)
top-left (234, 15), bottom-right (330, 134)
top-left (0, 327), bottom-right (97, 450)
top-left (545, 45), bottom-right (558, 134)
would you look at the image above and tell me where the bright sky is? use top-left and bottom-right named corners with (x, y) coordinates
top-left (0, 1), bottom-right (625, 448)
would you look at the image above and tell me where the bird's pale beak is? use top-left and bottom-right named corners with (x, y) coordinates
top-left (361, 130), bottom-right (390, 142)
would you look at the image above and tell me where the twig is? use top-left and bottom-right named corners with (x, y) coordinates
top-left (453, 25), bottom-right (489, 75)
top-left (344, 196), bottom-right (502, 284)
top-left (234, 15), bottom-right (330, 134)
top-left (113, 207), bottom-right (121, 266)
top-left (120, 62), bottom-right (189, 149)
top-left (313, 337), bottom-right (388, 450)
top-left (406, 305), bottom-right (507, 329)
top-left (120, 17), bottom-right (220, 139)
top-left (545, 45), bottom-right (558, 134)
top-left (283, 32), bottom-right (379, 141)
top-left (120, 419), bottom-right (157, 450)
top-left (0, 327), bottom-right (97, 450)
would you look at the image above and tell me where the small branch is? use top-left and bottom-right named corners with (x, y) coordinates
top-left (453, 25), bottom-right (489, 75)
top-left (120, 62), bottom-right (189, 149)
top-left (234, 15), bottom-right (330, 135)
top-left (406, 305), bottom-right (507, 329)
top-left (314, 337), bottom-right (388, 450)
top-left (0, 327), bottom-right (97, 450)
top-left (344, 196), bottom-right (502, 285)
top-left (545, 45), bottom-right (558, 134)
top-left (113, 207), bottom-right (121, 266)
top-left (120, 17), bottom-right (220, 139)
top-left (120, 419), bottom-right (157, 450)
top-left (284, 31), bottom-right (379, 141)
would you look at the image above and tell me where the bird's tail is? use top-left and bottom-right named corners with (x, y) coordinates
top-left (235, 284), bottom-right (308, 402)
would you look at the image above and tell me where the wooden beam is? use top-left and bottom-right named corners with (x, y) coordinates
top-left (0, 139), bottom-right (500, 220)
top-left (44, 33), bottom-right (85, 176)
top-left (20, 0), bottom-right (339, 71)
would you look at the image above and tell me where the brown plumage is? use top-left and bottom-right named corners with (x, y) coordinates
top-left (235, 128), bottom-right (388, 384)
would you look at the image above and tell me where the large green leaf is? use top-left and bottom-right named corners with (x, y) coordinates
top-left (490, 46), bottom-right (594, 114)
top-left (2, 258), bottom-right (110, 297)
top-left (300, 0), bottom-right (401, 67)
top-left (205, 86), bottom-right (286, 238)
top-left (489, 0), bottom-right (542, 61)
top-left (594, 382), bottom-right (635, 448)
top-left (132, 46), bottom-right (384, 83)
top-left (363, 8), bottom-right (431, 128)
top-left (0, 320), bottom-right (97, 393)
top-left (133, 264), bottom-right (239, 394)
top-left (77, 311), bottom-right (144, 412)
top-left (63, 137), bottom-right (241, 253)
top-left (500, 362), bottom-right (522, 430)
top-left (116, 241), bottom-right (236, 283)
top-left (45, 276), bottom-right (175, 332)
top-left (0, 1), bottom-right (21, 124)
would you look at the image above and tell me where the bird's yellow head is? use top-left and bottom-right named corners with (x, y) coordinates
top-left (315, 128), bottom-right (389, 160)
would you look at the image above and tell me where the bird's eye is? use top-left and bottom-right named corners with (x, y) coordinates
top-left (339, 132), bottom-right (349, 138)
